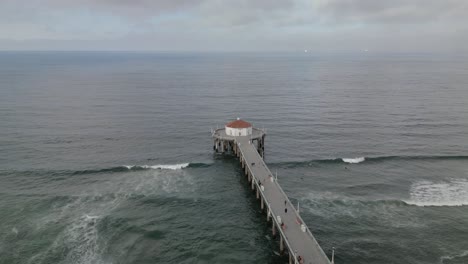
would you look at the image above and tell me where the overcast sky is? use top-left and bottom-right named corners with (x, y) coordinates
top-left (1, 0), bottom-right (467, 52)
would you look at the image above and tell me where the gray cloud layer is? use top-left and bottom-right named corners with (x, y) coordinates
top-left (0, 0), bottom-right (467, 52)
top-left (319, 0), bottom-right (468, 24)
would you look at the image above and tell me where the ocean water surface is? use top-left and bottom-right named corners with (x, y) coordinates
top-left (1, 51), bottom-right (468, 264)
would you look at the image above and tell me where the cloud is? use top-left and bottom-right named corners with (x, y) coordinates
top-left (43, 0), bottom-right (204, 15)
top-left (317, 0), bottom-right (468, 24)
top-left (0, 0), bottom-right (467, 52)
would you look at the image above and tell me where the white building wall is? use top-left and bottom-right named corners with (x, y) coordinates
top-left (225, 126), bottom-right (252, 136)
top-left (225, 127), bottom-right (233, 136)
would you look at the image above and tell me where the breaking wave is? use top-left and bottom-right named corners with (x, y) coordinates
top-left (440, 250), bottom-right (468, 263)
top-left (123, 163), bottom-right (190, 170)
top-left (272, 155), bottom-right (468, 167)
top-left (304, 192), bottom-right (408, 207)
top-left (342, 157), bottom-right (365, 164)
top-left (305, 180), bottom-right (468, 210)
top-left (405, 179), bottom-right (468, 207)
top-left (70, 162), bottom-right (210, 175)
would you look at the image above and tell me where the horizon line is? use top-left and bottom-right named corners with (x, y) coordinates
top-left (0, 50), bottom-right (466, 55)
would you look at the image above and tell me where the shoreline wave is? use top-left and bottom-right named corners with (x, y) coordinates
top-left (406, 179), bottom-right (468, 207)
top-left (0, 162), bottom-right (211, 177)
top-left (308, 197), bottom-right (468, 208)
top-left (404, 201), bottom-right (468, 207)
top-left (3, 154), bottom-right (468, 176)
top-left (67, 162), bottom-right (210, 175)
top-left (123, 163), bottom-right (190, 170)
top-left (305, 186), bottom-right (468, 208)
top-left (273, 154), bottom-right (468, 167)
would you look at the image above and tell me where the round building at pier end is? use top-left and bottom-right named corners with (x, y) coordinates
top-left (225, 118), bottom-right (252, 136)
top-left (212, 118), bottom-right (266, 157)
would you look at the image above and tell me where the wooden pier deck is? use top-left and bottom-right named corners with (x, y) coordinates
top-left (213, 128), bottom-right (332, 264)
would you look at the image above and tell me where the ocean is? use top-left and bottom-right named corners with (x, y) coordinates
top-left (0, 51), bottom-right (467, 264)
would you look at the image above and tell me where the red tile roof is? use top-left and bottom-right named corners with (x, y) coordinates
top-left (226, 119), bottom-right (252, 128)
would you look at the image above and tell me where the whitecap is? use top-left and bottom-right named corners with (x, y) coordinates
top-left (406, 179), bottom-right (468, 207)
top-left (123, 163), bottom-right (190, 170)
top-left (440, 249), bottom-right (468, 263)
top-left (144, 163), bottom-right (190, 170)
top-left (342, 157), bottom-right (365, 164)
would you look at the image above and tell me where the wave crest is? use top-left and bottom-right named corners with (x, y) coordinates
top-left (441, 250), bottom-right (468, 263)
top-left (123, 163), bottom-right (190, 170)
top-left (69, 162), bottom-right (209, 175)
top-left (274, 155), bottom-right (468, 168)
top-left (342, 157), bottom-right (365, 164)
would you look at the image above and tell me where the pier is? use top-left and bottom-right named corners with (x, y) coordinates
top-left (212, 119), bottom-right (333, 264)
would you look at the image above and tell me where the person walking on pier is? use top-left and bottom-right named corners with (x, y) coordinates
top-left (285, 207), bottom-right (288, 213)
top-left (297, 255), bottom-right (303, 264)
top-left (284, 200), bottom-right (287, 206)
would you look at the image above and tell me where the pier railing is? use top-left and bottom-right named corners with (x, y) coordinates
top-left (274, 172), bottom-right (330, 262)
top-left (240, 145), bottom-right (300, 264)
top-left (238, 141), bottom-right (332, 264)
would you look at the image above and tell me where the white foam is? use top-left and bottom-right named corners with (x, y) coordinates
top-left (30, 213), bottom-right (107, 264)
top-left (12, 227), bottom-right (18, 235)
top-left (406, 179), bottom-right (468, 207)
top-left (124, 163), bottom-right (190, 170)
top-left (30, 160), bottom-right (196, 264)
top-left (342, 157), bottom-right (365, 164)
top-left (440, 249), bottom-right (468, 263)
top-left (61, 214), bottom-right (104, 264)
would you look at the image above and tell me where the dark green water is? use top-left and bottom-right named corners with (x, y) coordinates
top-left (1, 52), bottom-right (467, 264)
